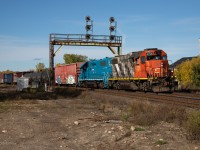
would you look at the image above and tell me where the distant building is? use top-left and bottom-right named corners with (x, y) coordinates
top-left (170, 56), bottom-right (197, 69)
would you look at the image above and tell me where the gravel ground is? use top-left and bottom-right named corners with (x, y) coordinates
top-left (0, 85), bottom-right (199, 150)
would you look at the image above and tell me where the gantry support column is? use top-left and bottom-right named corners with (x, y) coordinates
top-left (49, 34), bottom-right (54, 86)
top-left (108, 46), bottom-right (122, 56)
top-left (118, 46), bottom-right (122, 55)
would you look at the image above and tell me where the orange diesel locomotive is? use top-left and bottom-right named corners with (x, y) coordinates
top-left (109, 48), bottom-right (174, 92)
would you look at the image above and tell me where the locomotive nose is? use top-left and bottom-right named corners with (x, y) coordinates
top-left (160, 60), bottom-right (169, 77)
top-left (152, 60), bottom-right (168, 77)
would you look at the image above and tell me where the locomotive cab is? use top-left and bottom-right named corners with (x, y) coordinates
top-left (143, 48), bottom-right (173, 92)
top-left (129, 48), bottom-right (174, 92)
top-left (145, 48), bottom-right (169, 78)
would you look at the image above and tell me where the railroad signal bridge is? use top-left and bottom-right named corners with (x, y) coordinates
top-left (49, 17), bottom-right (122, 85)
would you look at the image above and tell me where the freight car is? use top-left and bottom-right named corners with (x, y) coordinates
top-left (24, 70), bottom-right (50, 88)
top-left (0, 71), bottom-right (34, 85)
top-left (55, 62), bottom-right (84, 86)
top-left (78, 48), bottom-right (175, 92)
top-left (13, 71), bottom-right (33, 84)
top-left (0, 73), bottom-right (4, 84)
top-left (4, 73), bottom-right (13, 84)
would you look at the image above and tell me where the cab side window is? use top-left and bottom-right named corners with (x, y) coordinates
top-left (162, 55), bottom-right (167, 60)
top-left (141, 56), bottom-right (146, 63)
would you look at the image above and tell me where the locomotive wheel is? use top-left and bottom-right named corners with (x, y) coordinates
top-left (96, 82), bottom-right (99, 89)
top-left (113, 83), bottom-right (117, 89)
top-left (117, 83), bottom-right (120, 90)
top-left (99, 82), bottom-right (104, 89)
top-left (84, 82), bottom-right (87, 88)
top-left (113, 82), bottom-right (120, 89)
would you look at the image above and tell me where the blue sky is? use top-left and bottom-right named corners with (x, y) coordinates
top-left (0, 0), bottom-right (200, 71)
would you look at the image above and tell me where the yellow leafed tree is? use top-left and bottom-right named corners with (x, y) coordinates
top-left (175, 56), bottom-right (200, 88)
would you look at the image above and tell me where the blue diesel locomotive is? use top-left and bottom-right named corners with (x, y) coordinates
top-left (78, 57), bottom-right (112, 88)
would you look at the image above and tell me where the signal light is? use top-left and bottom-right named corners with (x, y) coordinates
top-left (109, 26), bottom-right (115, 32)
top-left (109, 17), bottom-right (115, 23)
top-left (110, 35), bottom-right (115, 41)
top-left (85, 34), bottom-right (91, 39)
top-left (85, 16), bottom-right (91, 22)
top-left (85, 25), bottom-right (91, 31)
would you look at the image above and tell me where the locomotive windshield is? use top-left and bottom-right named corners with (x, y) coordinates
top-left (147, 55), bottom-right (161, 60)
top-left (147, 55), bottom-right (167, 60)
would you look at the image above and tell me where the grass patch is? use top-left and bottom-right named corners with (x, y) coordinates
top-left (185, 110), bottom-right (200, 141)
top-left (134, 127), bottom-right (145, 131)
top-left (124, 101), bottom-right (187, 126)
top-left (79, 91), bottom-right (200, 141)
top-left (0, 87), bottom-right (83, 102)
top-left (0, 103), bottom-right (10, 112)
top-left (0, 101), bottom-right (23, 112)
top-left (155, 139), bottom-right (168, 145)
top-left (122, 113), bottom-right (130, 121)
top-left (55, 87), bottom-right (83, 98)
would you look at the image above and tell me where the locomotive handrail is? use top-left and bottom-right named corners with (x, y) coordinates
top-left (50, 33), bottom-right (122, 44)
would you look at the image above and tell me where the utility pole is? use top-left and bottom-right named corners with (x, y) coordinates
top-left (198, 38), bottom-right (200, 56)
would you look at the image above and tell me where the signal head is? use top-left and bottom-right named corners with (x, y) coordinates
top-left (110, 35), bottom-right (115, 41)
top-left (85, 16), bottom-right (91, 22)
top-left (109, 17), bottom-right (115, 23)
top-left (109, 26), bottom-right (115, 32)
top-left (85, 34), bottom-right (91, 39)
top-left (85, 25), bottom-right (91, 31)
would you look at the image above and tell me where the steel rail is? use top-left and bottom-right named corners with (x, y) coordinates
top-left (92, 89), bottom-right (200, 109)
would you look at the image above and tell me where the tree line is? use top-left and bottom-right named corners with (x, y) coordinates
top-left (175, 56), bottom-right (200, 88)
top-left (37, 54), bottom-right (88, 71)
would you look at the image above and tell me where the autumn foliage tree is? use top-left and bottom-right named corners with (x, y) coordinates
top-left (63, 54), bottom-right (88, 64)
top-left (191, 57), bottom-right (200, 86)
top-left (175, 57), bottom-right (200, 88)
top-left (36, 62), bottom-right (45, 72)
top-left (0, 70), bottom-right (13, 74)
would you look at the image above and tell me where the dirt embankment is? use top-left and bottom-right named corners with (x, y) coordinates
top-left (0, 86), bottom-right (199, 150)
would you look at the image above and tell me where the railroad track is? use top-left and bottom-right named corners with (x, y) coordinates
top-left (90, 89), bottom-right (200, 109)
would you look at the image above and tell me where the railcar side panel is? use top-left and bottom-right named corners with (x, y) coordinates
top-left (4, 73), bottom-right (13, 84)
top-left (55, 62), bottom-right (84, 85)
top-left (0, 73), bottom-right (4, 84)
